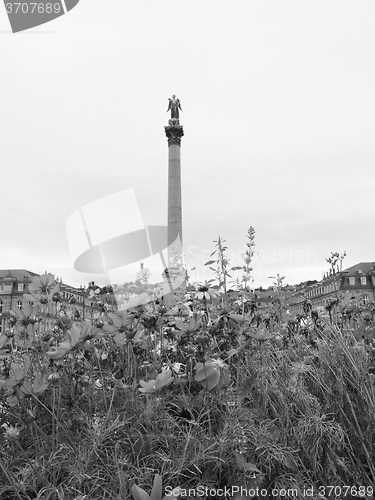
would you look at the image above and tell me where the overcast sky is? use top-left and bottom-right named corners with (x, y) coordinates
top-left (0, 1), bottom-right (374, 290)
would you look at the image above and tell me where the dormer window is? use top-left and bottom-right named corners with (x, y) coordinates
top-left (18, 284), bottom-right (24, 292)
top-left (349, 277), bottom-right (355, 286)
top-left (360, 277), bottom-right (367, 285)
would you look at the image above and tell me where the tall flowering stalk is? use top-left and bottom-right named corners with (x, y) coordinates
top-left (268, 273), bottom-right (285, 322)
top-left (241, 226), bottom-right (255, 317)
top-left (325, 251), bottom-right (346, 323)
top-left (205, 236), bottom-right (234, 309)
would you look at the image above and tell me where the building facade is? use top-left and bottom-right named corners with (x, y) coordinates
top-left (0, 270), bottom-right (112, 334)
top-left (286, 262), bottom-right (375, 316)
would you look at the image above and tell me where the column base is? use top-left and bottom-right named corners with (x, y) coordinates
top-left (162, 267), bottom-right (186, 307)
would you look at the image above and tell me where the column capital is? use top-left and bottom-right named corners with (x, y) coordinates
top-left (165, 125), bottom-right (184, 146)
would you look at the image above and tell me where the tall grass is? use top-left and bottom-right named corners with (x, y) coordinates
top-left (1, 251), bottom-right (375, 498)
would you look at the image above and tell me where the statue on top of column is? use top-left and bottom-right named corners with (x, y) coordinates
top-left (167, 95), bottom-right (182, 125)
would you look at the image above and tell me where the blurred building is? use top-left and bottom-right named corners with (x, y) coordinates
top-left (286, 262), bottom-right (375, 315)
top-left (0, 269), bottom-right (114, 334)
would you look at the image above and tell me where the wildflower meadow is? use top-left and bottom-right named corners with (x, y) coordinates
top-left (0, 229), bottom-right (375, 499)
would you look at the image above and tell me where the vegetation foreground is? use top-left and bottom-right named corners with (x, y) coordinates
top-left (0, 234), bottom-right (375, 499)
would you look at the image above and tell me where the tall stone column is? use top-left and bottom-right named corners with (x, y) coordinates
top-left (162, 95), bottom-right (185, 305)
top-left (165, 125), bottom-right (184, 250)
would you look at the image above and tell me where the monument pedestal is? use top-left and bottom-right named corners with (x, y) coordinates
top-left (162, 266), bottom-right (186, 307)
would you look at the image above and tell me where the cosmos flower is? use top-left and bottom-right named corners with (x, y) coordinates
top-left (25, 273), bottom-right (59, 303)
top-left (102, 311), bottom-right (137, 344)
top-left (9, 303), bottom-right (40, 331)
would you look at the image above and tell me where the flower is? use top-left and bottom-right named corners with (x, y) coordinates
top-left (9, 303), bottom-right (40, 331)
top-left (195, 283), bottom-right (220, 301)
top-left (103, 311), bottom-right (137, 344)
top-left (2, 424), bottom-right (20, 441)
top-left (138, 370), bottom-right (174, 394)
top-left (56, 315), bottom-right (73, 331)
top-left (25, 273), bottom-right (59, 303)
top-left (47, 373), bottom-right (60, 383)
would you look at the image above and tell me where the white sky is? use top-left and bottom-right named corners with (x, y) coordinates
top-left (0, 0), bottom-right (374, 290)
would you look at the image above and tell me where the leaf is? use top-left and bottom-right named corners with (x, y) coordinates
top-left (186, 317), bottom-right (199, 331)
top-left (0, 379), bottom-right (20, 389)
top-left (174, 320), bottom-right (187, 332)
top-left (19, 380), bottom-right (33, 397)
top-left (131, 484), bottom-right (150, 500)
top-left (203, 368), bottom-right (221, 390)
top-left (222, 365), bottom-right (230, 386)
top-left (234, 451), bottom-right (262, 473)
top-left (33, 373), bottom-right (49, 395)
top-left (281, 456), bottom-right (299, 471)
top-left (204, 260), bottom-right (216, 266)
top-left (150, 474), bottom-right (162, 500)
top-left (194, 362), bottom-right (218, 382)
top-left (23, 356), bottom-right (31, 376)
top-left (11, 362), bottom-right (23, 381)
top-left (230, 266), bottom-right (243, 271)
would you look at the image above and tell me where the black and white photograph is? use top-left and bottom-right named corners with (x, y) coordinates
top-left (0, 1), bottom-right (374, 498)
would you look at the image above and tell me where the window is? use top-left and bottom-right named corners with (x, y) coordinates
top-left (0, 300), bottom-right (2, 313)
top-left (363, 294), bottom-right (369, 305)
top-left (361, 277), bottom-right (367, 285)
top-left (18, 283), bottom-right (24, 292)
top-left (17, 301), bottom-right (22, 309)
top-left (349, 277), bottom-right (355, 286)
